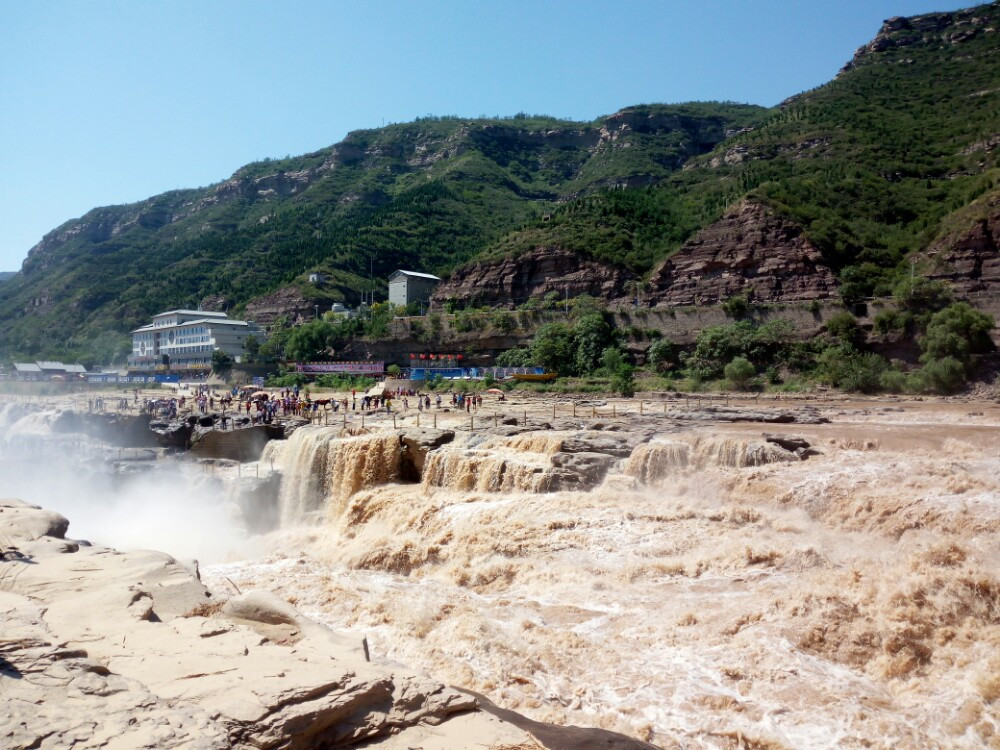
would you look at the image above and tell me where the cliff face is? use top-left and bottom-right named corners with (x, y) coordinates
top-left (647, 200), bottom-right (838, 306)
top-left (430, 247), bottom-right (636, 309)
top-left (927, 199), bottom-right (1000, 295)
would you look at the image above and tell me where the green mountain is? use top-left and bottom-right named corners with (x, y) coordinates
top-left (3, 1), bottom-right (1000, 363)
top-left (472, 2), bottom-right (1000, 301)
top-left (0, 105), bottom-right (763, 361)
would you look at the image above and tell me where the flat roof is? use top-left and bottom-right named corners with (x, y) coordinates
top-left (152, 309), bottom-right (229, 319)
top-left (389, 270), bottom-right (441, 281)
top-left (14, 362), bottom-right (41, 372)
top-left (36, 361), bottom-right (66, 370)
top-left (63, 364), bottom-right (87, 373)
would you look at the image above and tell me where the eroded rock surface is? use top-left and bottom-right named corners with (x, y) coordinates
top-left (431, 247), bottom-right (635, 309)
top-left (648, 200), bottom-right (838, 306)
top-left (0, 498), bottom-right (540, 749)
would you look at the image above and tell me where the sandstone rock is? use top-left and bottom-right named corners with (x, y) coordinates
top-left (0, 502), bottom-right (547, 750)
top-left (431, 247), bottom-right (635, 309)
top-left (647, 200), bottom-right (838, 306)
top-left (399, 427), bottom-right (455, 478)
top-left (926, 201), bottom-right (1000, 297)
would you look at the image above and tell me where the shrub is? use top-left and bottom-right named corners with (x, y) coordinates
top-left (723, 357), bottom-right (756, 390)
top-left (819, 345), bottom-right (887, 393)
top-left (909, 356), bottom-right (967, 394)
top-left (600, 347), bottom-right (626, 374)
top-left (920, 302), bottom-right (994, 365)
top-left (722, 294), bottom-right (751, 319)
top-left (530, 322), bottom-right (575, 375)
top-left (573, 312), bottom-right (615, 374)
top-left (647, 338), bottom-right (676, 372)
top-left (893, 277), bottom-right (953, 314)
top-left (386, 364), bottom-right (401, 378)
top-left (495, 347), bottom-right (532, 367)
top-left (491, 310), bottom-right (516, 333)
top-left (879, 369), bottom-right (906, 393)
top-left (873, 308), bottom-right (908, 336)
top-left (825, 311), bottom-right (861, 346)
top-left (611, 364), bottom-right (636, 397)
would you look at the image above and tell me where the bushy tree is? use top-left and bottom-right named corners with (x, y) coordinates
top-left (530, 322), bottom-right (575, 375)
top-left (495, 347), bottom-right (532, 367)
top-left (285, 320), bottom-right (334, 362)
top-left (825, 311), bottom-right (861, 346)
top-left (920, 302), bottom-right (994, 366)
top-left (909, 357), bottom-right (967, 394)
top-left (723, 356), bottom-right (756, 389)
top-left (242, 335), bottom-right (261, 363)
top-left (646, 338), bottom-right (676, 372)
top-left (893, 277), bottom-right (953, 314)
top-left (610, 363), bottom-right (635, 397)
top-left (572, 312), bottom-right (614, 375)
top-left (211, 349), bottom-right (234, 375)
top-left (818, 345), bottom-right (887, 393)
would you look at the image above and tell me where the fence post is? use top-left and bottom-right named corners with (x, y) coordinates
top-left (393, 414), bottom-right (397, 429)
top-left (612, 404), bottom-right (616, 418)
top-left (640, 401), bottom-right (643, 416)
top-left (552, 403), bottom-right (556, 419)
top-left (434, 413), bottom-right (437, 428)
top-left (523, 409), bottom-right (527, 426)
top-left (470, 414), bottom-right (474, 431)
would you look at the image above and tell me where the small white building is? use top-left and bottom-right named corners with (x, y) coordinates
top-left (129, 309), bottom-right (264, 371)
top-left (308, 272), bottom-right (327, 285)
top-left (330, 302), bottom-right (356, 319)
top-left (387, 270), bottom-right (440, 308)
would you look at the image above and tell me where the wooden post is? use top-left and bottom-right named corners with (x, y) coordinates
top-left (524, 409), bottom-right (528, 426)
top-left (612, 404), bottom-right (616, 418)
top-left (470, 414), bottom-right (474, 431)
top-left (592, 405), bottom-right (596, 418)
top-left (417, 413), bottom-right (421, 427)
top-left (256, 463), bottom-right (259, 478)
top-left (640, 401), bottom-right (644, 415)
top-left (573, 403), bottom-right (577, 417)
top-left (552, 403), bottom-right (556, 418)
top-left (494, 412), bottom-right (498, 427)
top-left (434, 413), bottom-right (437, 428)
top-left (362, 413), bottom-right (365, 428)
top-left (343, 411), bottom-right (347, 427)
top-left (393, 414), bottom-right (397, 429)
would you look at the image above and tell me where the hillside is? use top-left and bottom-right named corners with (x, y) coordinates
top-left (5, 1), bottom-right (1000, 363)
top-left (0, 104), bottom-right (763, 361)
top-left (439, 2), bottom-right (1000, 308)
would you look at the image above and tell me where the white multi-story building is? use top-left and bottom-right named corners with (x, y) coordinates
top-left (129, 309), bottom-right (264, 370)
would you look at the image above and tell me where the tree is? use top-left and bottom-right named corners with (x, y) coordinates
top-left (243, 335), bottom-right (261, 363)
top-left (611, 363), bottom-right (635, 397)
top-left (530, 323), bottom-right (575, 375)
top-left (386, 364), bottom-right (401, 377)
top-left (825, 311), bottom-right (861, 346)
top-left (920, 302), bottom-right (994, 366)
top-left (211, 349), bottom-right (234, 375)
top-left (646, 338), bottom-right (675, 372)
top-left (285, 320), bottom-right (334, 362)
top-left (495, 347), bottom-right (532, 367)
top-left (723, 357), bottom-right (756, 390)
top-left (572, 312), bottom-right (614, 375)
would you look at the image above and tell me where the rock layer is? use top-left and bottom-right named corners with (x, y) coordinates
top-left (431, 247), bottom-right (635, 309)
top-left (926, 201), bottom-right (1000, 296)
top-left (648, 200), bottom-right (838, 306)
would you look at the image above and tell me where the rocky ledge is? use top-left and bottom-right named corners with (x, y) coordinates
top-left (647, 200), bottom-right (838, 306)
top-left (430, 247), bottom-right (635, 309)
top-left (926, 199), bottom-right (1000, 296)
top-left (0, 498), bottom-right (654, 749)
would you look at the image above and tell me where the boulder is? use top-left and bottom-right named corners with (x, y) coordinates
top-left (399, 428), bottom-right (455, 479)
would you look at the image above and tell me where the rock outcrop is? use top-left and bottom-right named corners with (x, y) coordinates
top-left (431, 247), bottom-right (635, 309)
top-left (0, 498), bottom-right (543, 749)
top-left (647, 200), bottom-right (838, 306)
top-left (243, 285), bottom-right (321, 328)
top-left (926, 201), bottom-right (1000, 296)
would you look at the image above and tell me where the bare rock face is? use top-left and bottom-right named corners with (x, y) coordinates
top-left (431, 247), bottom-right (635, 309)
top-left (244, 285), bottom-right (318, 327)
top-left (647, 200), bottom-right (838, 306)
top-left (926, 205), bottom-right (1000, 295)
top-left (0, 500), bottom-right (540, 749)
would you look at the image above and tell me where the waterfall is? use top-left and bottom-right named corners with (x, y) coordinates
top-left (626, 436), bottom-right (796, 485)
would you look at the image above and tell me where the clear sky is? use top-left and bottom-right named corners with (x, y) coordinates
top-left (0, 0), bottom-right (976, 271)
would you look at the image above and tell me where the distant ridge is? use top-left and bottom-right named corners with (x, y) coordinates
top-left (0, 272), bottom-right (14, 282)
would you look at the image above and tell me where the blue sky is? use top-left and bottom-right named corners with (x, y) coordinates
top-left (0, 0), bottom-right (976, 270)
